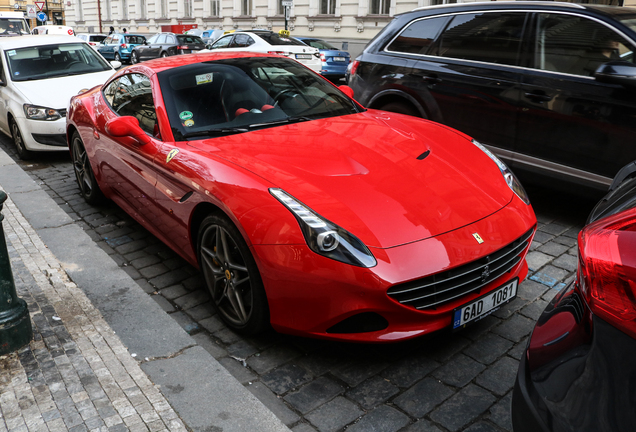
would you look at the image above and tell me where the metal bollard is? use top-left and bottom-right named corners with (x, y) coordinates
top-left (0, 190), bottom-right (32, 355)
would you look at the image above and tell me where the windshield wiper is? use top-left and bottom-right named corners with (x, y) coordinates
top-left (182, 127), bottom-right (249, 138)
top-left (248, 116), bottom-right (313, 129)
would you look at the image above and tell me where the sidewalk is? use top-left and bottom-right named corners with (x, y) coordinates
top-left (0, 149), bottom-right (291, 432)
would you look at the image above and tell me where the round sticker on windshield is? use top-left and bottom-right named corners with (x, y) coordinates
top-left (179, 111), bottom-right (193, 121)
top-left (184, 119), bottom-right (194, 127)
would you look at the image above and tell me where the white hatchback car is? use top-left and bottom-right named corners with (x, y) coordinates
top-left (0, 35), bottom-right (120, 159)
top-left (204, 30), bottom-right (321, 72)
top-left (76, 33), bottom-right (108, 50)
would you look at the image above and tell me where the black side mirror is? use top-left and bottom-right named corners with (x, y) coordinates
top-left (595, 61), bottom-right (636, 88)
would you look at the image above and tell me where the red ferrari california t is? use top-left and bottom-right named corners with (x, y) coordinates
top-left (66, 52), bottom-right (536, 342)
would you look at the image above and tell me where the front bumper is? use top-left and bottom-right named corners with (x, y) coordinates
top-left (253, 199), bottom-right (536, 342)
top-left (17, 116), bottom-right (68, 152)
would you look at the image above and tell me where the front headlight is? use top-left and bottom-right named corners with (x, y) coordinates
top-left (23, 105), bottom-right (62, 121)
top-left (270, 188), bottom-right (377, 268)
top-left (472, 139), bottom-right (530, 205)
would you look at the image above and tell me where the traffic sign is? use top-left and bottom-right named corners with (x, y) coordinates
top-left (282, 0), bottom-right (292, 6)
top-left (26, 5), bottom-right (36, 18)
top-left (36, 11), bottom-right (46, 22)
top-left (35, 1), bottom-right (44, 11)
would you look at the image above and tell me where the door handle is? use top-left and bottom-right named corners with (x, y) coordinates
top-left (420, 74), bottom-right (441, 84)
top-left (410, 73), bottom-right (441, 84)
top-left (524, 91), bottom-right (552, 103)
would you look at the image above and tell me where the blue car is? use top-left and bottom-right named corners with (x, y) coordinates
top-left (97, 33), bottom-right (146, 63)
top-left (294, 37), bottom-right (350, 81)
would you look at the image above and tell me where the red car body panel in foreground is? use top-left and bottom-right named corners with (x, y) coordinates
top-left (67, 53), bottom-right (536, 342)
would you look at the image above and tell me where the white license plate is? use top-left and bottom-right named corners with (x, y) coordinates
top-left (296, 54), bottom-right (312, 59)
top-left (334, 57), bottom-right (346, 61)
top-left (453, 279), bottom-right (518, 329)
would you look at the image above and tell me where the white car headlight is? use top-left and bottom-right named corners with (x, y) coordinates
top-left (23, 104), bottom-right (63, 121)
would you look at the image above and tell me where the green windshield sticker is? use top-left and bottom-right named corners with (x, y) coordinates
top-left (179, 111), bottom-right (193, 120)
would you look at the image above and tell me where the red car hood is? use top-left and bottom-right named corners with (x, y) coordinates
top-left (188, 111), bottom-right (513, 248)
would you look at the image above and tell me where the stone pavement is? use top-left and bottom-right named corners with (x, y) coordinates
top-left (0, 192), bottom-right (188, 432)
top-left (0, 137), bottom-right (605, 432)
top-left (0, 148), bottom-right (291, 432)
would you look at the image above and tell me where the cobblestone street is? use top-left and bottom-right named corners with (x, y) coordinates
top-left (0, 135), bottom-right (604, 432)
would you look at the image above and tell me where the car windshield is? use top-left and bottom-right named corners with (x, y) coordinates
top-left (177, 35), bottom-right (203, 44)
top-left (0, 19), bottom-right (29, 36)
top-left (304, 39), bottom-right (338, 50)
top-left (256, 33), bottom-right (306, 46)
top-left (125, 35), bottom-right (146, 44)
top-left (157, 57), bottom-right (362, 140)
top-left (6, 43), bottom-right (112, 81)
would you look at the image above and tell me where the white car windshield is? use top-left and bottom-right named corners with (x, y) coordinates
top-left (5, 43), bottom-right (112, 81)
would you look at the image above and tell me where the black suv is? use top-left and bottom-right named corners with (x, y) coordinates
top-left (131, 33), bottom-right (205, 63)
top-left (349, 2), bottom-right (636, 191)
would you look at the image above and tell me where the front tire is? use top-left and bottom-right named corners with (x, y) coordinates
top-left (198, 214), bottom-right (269, 335)
top-left (70, 132), bottom-right (104, 204)
top-left (131, 51), bottom-right (139, 64)
top-left (160, 52), bottom-right (168, 58)
top-left (10, 118), bottom-right (34, 160)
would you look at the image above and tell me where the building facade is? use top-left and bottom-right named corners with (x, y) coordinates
top-left (23, 0), bottom-right (636, 57)
top-left (1, 0), bottom-right (66, 27)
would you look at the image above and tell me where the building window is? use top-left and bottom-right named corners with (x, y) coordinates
top-left (211, 0), bottom-right (221, 16)
top-left (121, 0), bottom-right (128, 19)
top-left (184, 0), bottom-right (193, 16)
top-left (320, 0), bottom-right (335, 15)
top-left (241, 0), bottom-right (252, 16)
top-left (369, 0), bottom-right (389, 14)
top-left (277, 0), bottom-right (284, 15)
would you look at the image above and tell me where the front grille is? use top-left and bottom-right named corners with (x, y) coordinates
top-left (387, 228), bottom-right (535, 310)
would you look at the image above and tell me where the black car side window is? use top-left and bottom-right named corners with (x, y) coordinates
top-left (386, 16), bottom-right (451, 55)
top-left (103, 74), bottom-right (158, 136)
top-left (435, 12), bottom-right (527, 66)
top-left (534, 13), bottom-right (636, 77)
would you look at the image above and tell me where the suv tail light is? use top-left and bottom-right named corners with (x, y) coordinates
top-left (120, 43), bottom-right (127, 49)
top-left (178, 45), bottom-right (188, 50)
top-left (350, 60), bottom-right (360, 76)
top-left (579, 207), bottom-right (636, 339)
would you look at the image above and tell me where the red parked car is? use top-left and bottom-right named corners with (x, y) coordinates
top-left (512, 162), bottom-right (636, 431)
top-left (66, 52), bottom-right (536, 342)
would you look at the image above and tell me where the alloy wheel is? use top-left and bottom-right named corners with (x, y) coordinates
top-left (199, 223), bottom-right (255, 327)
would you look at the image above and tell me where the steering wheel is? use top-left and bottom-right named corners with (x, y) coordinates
top-left (65, 61), bottom-right (83, 70)
top-left (272, 88), bottom-right (297, 107)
